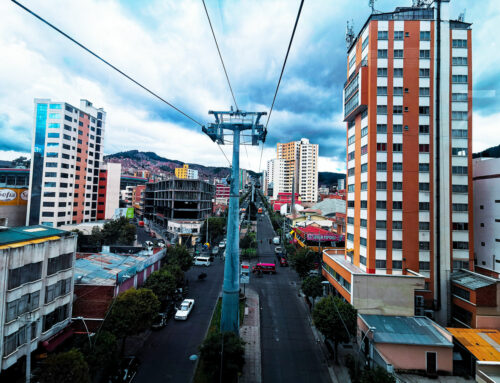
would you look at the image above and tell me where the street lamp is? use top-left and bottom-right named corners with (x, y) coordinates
top-left (19, 313), bottom-right (39, 383)
top-left (358, 326), bottom-right (376, 368)
top-left (72, 317), bottom-right (92, 348)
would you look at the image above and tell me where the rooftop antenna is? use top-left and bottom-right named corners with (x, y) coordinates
top-left (369, 0), bottom-right (376, 13)
top-left (345, 20), bottom-right (355, 49)
top-left (458, 9), bottom-right (466, 22)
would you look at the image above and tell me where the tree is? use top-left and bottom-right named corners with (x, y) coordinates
top-left (143, 269), bottom-right (176, 301)
top-left (163, 263), bottom-right (185, 287)
top-left (240, 231), bottom-right (256, 250)
top-left (201, 217), bottom-right (227, 243)
top-left (81, 331), bottom-right (118, 379)
top-left (105, 288), bottom-right (160, 353)
top-left (38, 349), bottom-right (90, 383)
top-left (200, 332), bottom-right (245, 382)
top-left (312, 296), bottom-right (357, 361)
top-left (167, 244), bottom-right (193, 271)
top-left (302, 276), bottom-right (323, 309)
top-left (289, 248), bottom-right (315, 279)
top-left (360, 367), bottom-right (396, 383)
top-left (100, 217), bottom-right (136, 245)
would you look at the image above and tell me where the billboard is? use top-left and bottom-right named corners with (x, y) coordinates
top-left (114, 207), bottom-right (134, 219)
top-left (0, 188), bottom-right (28, 206)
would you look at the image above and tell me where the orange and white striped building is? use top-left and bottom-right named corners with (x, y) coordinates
top-left (324, 1), bottom-right (473, 323)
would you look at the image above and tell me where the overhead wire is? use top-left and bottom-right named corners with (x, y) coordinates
top-left (12, 0), bottom-right (234, 169)
top-left (258, 0), bottom-right (305, 174)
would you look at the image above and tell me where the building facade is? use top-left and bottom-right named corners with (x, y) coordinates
top-left (473, 157), bottom-right (500, 272)
top-left (27, 99), bottom-right (106, 227)
top-left (341, 1), bottom-right (473, 323)
top-left (96, 162), bottom-right (121, 220)
top-left (0, 226), bottom-right (77, 371)
top-left (0, 168), bottom-right (30, 227)
top-left (267, 158), bottom-right (285, 199)
top-left (175, 164), bottom-right (198, 180)
top-left (215, 183), bottom-right (230, 205)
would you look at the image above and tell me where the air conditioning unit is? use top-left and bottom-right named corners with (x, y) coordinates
top-left (415, 295), bottom-right (425, 307)
top-left (415, 307), bottom-right (424, 316)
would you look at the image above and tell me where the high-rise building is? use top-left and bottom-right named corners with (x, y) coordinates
top-left (267, 158), bottom-right (285, 199)
top-left (332, 1), bottom-right (473, 323)
top-left (97, 162), bottom-right (121, 220)
top-left (27, 99), bottom-right (106, 227)
top-left (175, 164), bottom-right (198, 180)
top-left (276, 138), bottom-right (318, 202)
top-left (473, 157), bottom-right (500, 273)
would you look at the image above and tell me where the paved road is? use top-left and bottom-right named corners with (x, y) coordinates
top-left (253, 211), bottom-right (331, 383)
top-left (134, 253), bottom-right (225, 383)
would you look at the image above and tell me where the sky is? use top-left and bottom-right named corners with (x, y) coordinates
top-left (1, 0), bottom-right (499, 173)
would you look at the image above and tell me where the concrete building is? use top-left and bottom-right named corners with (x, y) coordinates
top-left (27, 99), bottom-right (106, 227)
top-left (267, 158), bottom-right (285, 199)
top-left (97, 162), bottom-right (121, 220)
top-left (175, 164), bottom-right (198, 180)
top-left (473, 157), bottom-right (500, 272)
top-left (0, 168), bottom-right (30, 227)
top-left (341, 1), bottom-right (473, 323)
top-left (0, 226), bottom-right (77, 371)
top-left (215, 183), bottom-right (230, 205)
top-left (276, 138), bottom-right (318, 203)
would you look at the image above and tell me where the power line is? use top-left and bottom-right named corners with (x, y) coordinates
top-left (217, 143), bottom-right (231, 167)
top-left (201, 0), bottom-right (239, 111)
top-left (258, 0), bottom-right (304, 173)
top-left (11, 0), bottom-right (203, 127)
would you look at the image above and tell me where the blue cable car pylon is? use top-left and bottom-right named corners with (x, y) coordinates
top-left (202, 109), bottom-right (266, 334)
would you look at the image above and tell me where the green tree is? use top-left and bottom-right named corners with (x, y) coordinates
top-left (312, 296), bottom-right (357, 361)
top-left (200, 332), bottom-right (245, 382)
top-left (100, 217), bottom-right (136, 245)
top-left (241, 248), bottom-right (257, 259)
top-left (167, 244), bottom-right (193, 271)
top-left (80, 331), bottom-right (118, 379)
top-left (38, 349), bottom-right (90, 383)
top-left (143, 269), bottom-right (176, 301)
top-left (201, 217), bottom-right (227, 243)
top-left (302, 276), bottom-right (323, 309)
top-left (240, 231), bottom-right (256, 250)
top-left (163, 263), bottom-right (185, 287)
top-left (105, 288), bottom-right (160, 353)
top-left (289, 248), bottom-right (315, 279)
top-left (360, 367), bottom-right (396, 383)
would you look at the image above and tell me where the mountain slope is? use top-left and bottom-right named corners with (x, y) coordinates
top-left (473, 144), bottom-right (500, 159)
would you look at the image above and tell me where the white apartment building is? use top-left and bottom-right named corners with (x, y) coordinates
top-left (0, 226), bottom-right (77, 371)
top-left (473, 157), bottom-right (500, 272)
top-left (267, 158), bottom-right (285, 199)
top-left (298, 138), bottom-right (318, 203)
top-left (27, 99), bottom-right (106, 227)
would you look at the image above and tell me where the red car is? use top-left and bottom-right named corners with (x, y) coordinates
top-left (279, 257), bottom-right (289, 267)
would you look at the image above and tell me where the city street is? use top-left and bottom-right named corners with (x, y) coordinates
top-left (252, 211), bottom-right (331, 383)
top-left (134, 251), bottom-right (224, 382)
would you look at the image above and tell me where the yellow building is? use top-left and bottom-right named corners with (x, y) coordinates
top-left (175, 164), bottom-right (199, 180)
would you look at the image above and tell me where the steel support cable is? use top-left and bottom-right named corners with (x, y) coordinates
top-left (12, 0), bottom-right (203, 127)
top-left (258, 0), bottom-right (304, 173)
top-left (201, 0), bottom-right (239, 111)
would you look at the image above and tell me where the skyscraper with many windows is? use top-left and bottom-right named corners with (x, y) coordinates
top-left (325, 1), bottom-right (473, 323)
top-left (27, 99), bottom-right (106, 227)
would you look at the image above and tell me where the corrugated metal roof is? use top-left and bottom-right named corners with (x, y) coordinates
top-left (0, 225), bottom-right (70, 247)
top-left (447, 328), bottom-right (500, 362)
top-left (360, 314), bottom-right (453, 347)
top-left (451, 269), bottom-right (497, 290)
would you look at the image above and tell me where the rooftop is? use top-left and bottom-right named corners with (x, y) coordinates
top-left (451, 269), bottom-right (498, 290)
top-left (447, 328), bottom-right (500, 362)
top-left (360, 314), bottom-right (453, 348)
top-left (0, 225), bottom-right (72, 248)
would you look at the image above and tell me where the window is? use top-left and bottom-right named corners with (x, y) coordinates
top-left (394, 31), bottom-right (404, 40)
top-left (47, 253), bottom-right (73, 275)
top-left (452, 222), bottom-right (468, 231)
top-left (348, 184), bottom-right (355, 192)
top-left (348, 151), bottom-right (355, 160)
top-left (419, 222), bottom-right (430, 230)
top-left (375, 260), bottom-right (387, 269)
top-left (349, 54), bottom-right (356, 69)
top-left (453, 241), bottom-right (469, 250)
top-left (377, 105), bottom-right (387, 114)
top-left (361, 200), bottom-right (368, 208)
top-left (360, 256), bottom-right (367, 266)
top-left (377, 143), bottom-right (387, 151)
top-left (376, 200), bottom-right (386, 209)
top-left (452, 203), bottom-right (468, 212)
top-left (43, 304), bottom-right (70, 333)
top-left (452, 111), bottom-right (468, 120)
top-left (393, 240), bottom-right (403, 249)
top-left (347, 233), bottom-right (354, 241)
top-left (419, 163), bottom-right (430, 172)
top-left (452, 185), bottom-right (468, 193)
top-left (419, 106), bottom-right (430, 115)
top-left (377, 124), bottom-right (387, 133)
top-left (419, 262), bottom-right (430, 271)
top-left (419, 68), bottom-right (430, 77)
top-left (420, 31), bottom-right (430, 41)
top-left (378, 31), bottom-right (388, 40)
top-left (361, 182), bottom-right (368, 190)
top-left (452, 93), bottom-right (468, 102)
top-left (419, 144), bottom-right (430, 153)
top-left (376, 240), bottom-right (386, 249)
top-left (361, 164), bottom-right (368, 173)
top-left (348, 167), bottom-right (355, 176)
top-left (394, 87), bottom-right (403, 95)
top-left (377, 162), bottom-right (387, 171)
top-left (377, 68), bottom-right (388, 77)
top-left (452, 57), bottom-right (468, 66)
top-left (361, 127), bottom-right (368, 137)
top-left (347, 217), bottom-right (354, 224)
top-left (360, 237), bottom-right (367, 246)
top-left (376, 220), bottom-right (386, 229)
top-left (419, 125), bottom-right (430, 134)
top-left (393, 143), bottom-right (403, 152)
top-left (393, 182), bottom-right (403, 190)
top-left (419, 87), bottom-right (430, 96)
top-left (452, 147), bottom-right (468, 157)
top-left (361, 145), bottom-right (368, 155)
top-left (378, 49), bottom-right (388, 58)
top-left (452, 285), bottom-right (470, 301)
top-left (44, 182), bottom-right (56, 187)
top-left (393, 221), bottom-right (403, 229)
top-left (419, 182), bottom-right (430, 191)
top-left (393, 124), bottom-right (403, 133)
top-left (394, 49), bottom-right (404, 58)
top-left (47, 133), bottom-right (60, 138)
top-left (393, 201), bottom-right (403, 210)
top-left (376, 181), bottom-right (387, 190)
top-left (393, 162), bottom-right (403, 171)
top-left (377, 86), bottom-right (387, 95)
top-left (419, 202), bottom-right (430, 211)
top-left (452, 166), bottom-right (468, 175)
top-left (419, 50), bottom-right (430, 59)
top-left (392, 260), bottom-right (403, 269)
top-left (452, 75), bottom-right (468, 83)
top-left (45, 162), bottom-right (57, 168)
top-left (393, 105), bottom-right (403, 114)
top-left (452, 39), bottom-right (467, 48)
top-left (348, 135), bottom-right (356, 145)
top-left (362, 37), bottom-right (369, 50)
top-left (7, 262), bottom-right (42, 290)
top-left (45, 278), bottom-right (72, 303)
top-left (5, 291), bottom-right (40, 322)
top-left (394, 68), bottom-right (403, 77)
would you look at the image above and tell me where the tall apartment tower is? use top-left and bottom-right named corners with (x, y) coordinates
top-left (343, 1), bottom-right (473, 323)
top-left (277, 138), bottom-right (318, 203)
top-left (267, 158), bottom-right (285, 199)
top-left (27, 99), bottom-right (106, 227)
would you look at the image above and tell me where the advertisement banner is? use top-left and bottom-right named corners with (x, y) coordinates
top-left (0, 188), bottom-right (29, 206)
top-left (114, 207), bottom-right (135, 219)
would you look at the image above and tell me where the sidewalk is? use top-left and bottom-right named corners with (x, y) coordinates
top-left (239, 287), bottom-right (261, 383)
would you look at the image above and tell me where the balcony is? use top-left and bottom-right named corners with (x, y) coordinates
top-left (343, 66), bottom-right (368, 122)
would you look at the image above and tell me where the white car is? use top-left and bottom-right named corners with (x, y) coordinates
top-left (212, 246), bottom-right (219, 255)
top-left (219, 241), bottom-right (226, 249)
top-left (274, 246), bottom-right (282, 254)
top-left (175, 299), bottom-right (195, 320)
top-left (194, 256), bottom-right (211, 266)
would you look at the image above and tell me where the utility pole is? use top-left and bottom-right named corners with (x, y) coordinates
top-left (203, 109), bottom-right (266, 334)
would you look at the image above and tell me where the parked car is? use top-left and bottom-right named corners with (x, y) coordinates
top-left (212, 246), bottom-right (219, 255)
top-left (219, 241), bottom-right (226, 249)
top-left (175, 299), bottom-right (195, 320)
top-left (274, 246), bottom-right (282, 254)
top-left (194, 256), bottom-right (211, 266)
top-left (278, 257), bottom-right (289, 267)
top-left (151, 313), bottom-right (167, 330)
top-left (273, 236), bottom-right (280, 245)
